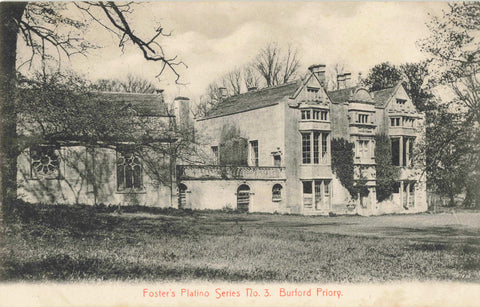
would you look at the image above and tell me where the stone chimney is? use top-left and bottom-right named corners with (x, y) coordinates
top-left (308, 64), bottom-right (326, 87)
top-left (343, 72), bottom-right (352, 88)
top-left (336, 74), bottom-right (346, 89)
top-left (155, 89), bottom-right (165, 103)
top-left (219, 87), bottom-right (227, 99)
top-left (173, 96), bottom-right (191, 128)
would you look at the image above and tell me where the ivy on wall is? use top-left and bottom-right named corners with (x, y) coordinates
top-left (331, 138), bottom-right (357, 197)
top-left (331, 138), bottom-right (370, 199)
top-left (375, 133), bottom-right (400, 202)
top-left (219, 124), bottom-right (248, 166)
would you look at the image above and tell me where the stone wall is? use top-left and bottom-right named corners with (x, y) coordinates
top-left (17, 145), bottom-right (173, 207)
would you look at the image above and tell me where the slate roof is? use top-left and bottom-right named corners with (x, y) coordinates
top-left (201, 80), bottom-right (401, 119)
top-left (92, 92), bottom-right (170, 117)
top-left (371, 86), bottom-right (397, 108)
top-left (327, 84), bottom-right (399, 107)
top-left (202, 81), bottom-right (300, 119)
top-left (327, 86), bottom-right (358, 104)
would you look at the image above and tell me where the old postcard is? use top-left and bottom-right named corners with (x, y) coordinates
top-left (0, 1), bottom-right (479, 306)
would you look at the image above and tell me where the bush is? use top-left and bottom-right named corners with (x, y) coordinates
top-left (331, 138), bottom-right (356, 197)
top-left (375, 134), bottom-right (400, 202)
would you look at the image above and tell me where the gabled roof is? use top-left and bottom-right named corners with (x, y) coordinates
top-left (202, 81), bottom-right (300, 119)
top-left (327, 83), bottom-right (402, 107)
top-left (327, 86), bottom-right (358, 104)
top-left (371, 86), bottom-right (397, 108)
top-left (92, 92), bottom-right (170, 117)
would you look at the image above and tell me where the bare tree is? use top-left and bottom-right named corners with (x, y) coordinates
top-left (254, 43), bottom-right (282, 87)
top-left (253, 42), bottom-right (300, 87)
top-left (242, 64), bottom-right (260, 90)
top-left (223, 68), bottom-right (242, 95)
top-left (92, 74), bottom-right (157, 93)
top-left (326, 63), bottom-right (345, 90)
top-left (121, 73), bottom-right (157, 93)
top-left (281, 45), bottom-right (300, 84)
top-left (0, 2), bottom-right (183, 208)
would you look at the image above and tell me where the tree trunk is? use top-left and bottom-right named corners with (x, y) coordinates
top-left (0, 2), bottom-right (26, 216)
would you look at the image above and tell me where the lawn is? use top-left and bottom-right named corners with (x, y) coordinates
top-left (1, 201), bottom-right (479, 283)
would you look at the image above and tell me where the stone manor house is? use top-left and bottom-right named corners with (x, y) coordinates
top-left (17, 64), bottom-right (427, 216)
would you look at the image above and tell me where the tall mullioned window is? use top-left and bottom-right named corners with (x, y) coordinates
top-left (117, 148), bottom-right (143, 191)
top-left (301, 131), bottom-right (330, 164)
top-left (302, 133), bottom-right (311, 164)
top-left (249, 140), bottom-right (259, 166)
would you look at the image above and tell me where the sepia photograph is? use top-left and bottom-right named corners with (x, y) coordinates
top-left (0, 1), bottom-right (479, 306)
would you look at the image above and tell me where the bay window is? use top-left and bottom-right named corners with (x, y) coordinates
top-left (301, 131), bottom-right (330, 164)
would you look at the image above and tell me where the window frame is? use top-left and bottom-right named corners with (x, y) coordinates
top-left (303, 179), bottom-right (331, 210)
top-left (272, 184), bottom-right (283, 202)
top-left (306, 87), bottom-right (320, 101)
top-left (116, 146), bottom-right (144, 193)
top-left (390, 117), bottom-right (401, 127)
top-left (357, 113), bottom-right (369, 124)
top-left (301, 108), bottom-right (329, 122)
top-left (211, 145), bottom-right (219, 164)
top-left (301, 131), bottom-right (330, 165)
top-left (249, 140), bottom-right (259, 167)
top-left (29, 145), bottom-right (60, 180)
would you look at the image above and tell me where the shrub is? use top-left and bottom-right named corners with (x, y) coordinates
top-left (331, 138), bottom-right (356, 197)
top-left (375, 134), bottom-right (400, 202)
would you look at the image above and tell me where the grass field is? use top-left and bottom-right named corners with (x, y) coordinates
top-left (1, 202), bottom-right (479, 282)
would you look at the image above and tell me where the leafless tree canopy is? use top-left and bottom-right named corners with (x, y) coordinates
top-left (196, 42), bottom-right (302, 117)
top-left (242, 64), bottom-right (260, 90)
top-left (223, 68), bottom-right (242, 95)
top-left (326, 63), bottom-right (345, 90)
top-left (16, 2), bottom-right (184, 82)
top-left (253, 43), bottom-right (300, 87)
top-left (0, 1), bottom-right (185, 206)
top-left (92, 73), bottom-right (158, 93)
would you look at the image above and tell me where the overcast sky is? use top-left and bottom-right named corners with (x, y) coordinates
top-left (17, 1), bottom-right (449, 102)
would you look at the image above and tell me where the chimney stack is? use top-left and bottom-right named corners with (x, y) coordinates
top-left (155, 89), bottom-right (165, 103)
top-left (173, 96), bottom-right (191, 128)
top-left (308, 64), bottom-right (326, 87)
top-left (343, 72), bottom-right (352, 88)
top-left (219, 87), bottom-right (227, 99)
top-left (336, 74), bottom-right (346, 89)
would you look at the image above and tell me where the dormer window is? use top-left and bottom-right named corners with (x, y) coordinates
top-left (307, 87), bottom-right (320, 101)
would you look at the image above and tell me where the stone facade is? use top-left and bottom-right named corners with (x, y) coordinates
top-left (17, 92), bottom-right (177, 207)
top-left (179, 66), bottom-right (427, 215)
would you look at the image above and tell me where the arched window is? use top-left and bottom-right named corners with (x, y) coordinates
top-left (272, 184), bottom-right (282, 202)
top-left (237, 184), bottom-right (250, 212)
top-left (117, 148), bottom-right (143, 191)
top-left (178, 183), bottom-right (188, 209)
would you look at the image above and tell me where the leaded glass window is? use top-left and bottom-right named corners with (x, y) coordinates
top-left (117, 148), bottom-right (143, 191)
top-left (30, 145), bottom-right (60, 179)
